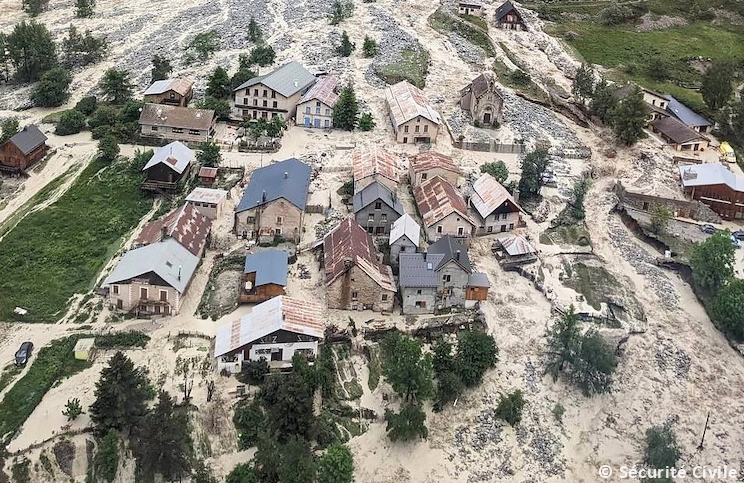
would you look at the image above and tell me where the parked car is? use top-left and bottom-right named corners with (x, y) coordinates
top-left (732, 236), bottom-right (742, 249)
top-left (732, 230), bottom-right (744, 241)
top-left (14, 341), bottom-right (33, 366)
top-left (700, 224), bottom-right (717, 234)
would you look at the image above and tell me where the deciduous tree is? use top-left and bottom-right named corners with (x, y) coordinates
top-left (100, 68), bottom-right (133, 104)
top-left (494, 389), bottom-right (525, 426)
top-left (198, 142), bottom-right (222, 168)
top-left (150, 54), bottom-right (172, 83)
top-left (75, 95), bottom-right (97, 115)
top-left (690, 230), bottom-right (734, 296)
top-left (455, 331), bottom-right (498, 387)
top-left (701, 61), bottom-right (734, 111)
top-left (650, 204), bottom-right (673, 234)
top-left (317, 443), bottom-right (354, 483)
top-left (518, 148), bottom-right (550, 199)
top-left (0, 117), bottom-right (19, 144)
top-left (259, 368), bottom-right (315, 441)
top-left (384, 402), bottom-right (428, 442)
top-left (6, 20), bottom-right (57, 83)
top-left (56, 110), bottom-right (87, 135)
top-left (187, 30), bottom-right (220, 61)
top-left (225, 463), bottom-right (259, 483)
top-left (380, 332), bottom-right (434, 401)
top-left (248, 44), bottom-right (276, 67)
top-left (332, 85), bottom-right (359, 131)
top-left (480, 161), bottom-right (509, 184)
top-left (97, 136), bottom-right (120, 163)
top-left (708, 279), bottom-right (744, 340)
top-left (30, 67), bottom-right (71, 107)
top-left (589, 77), bottom-right (617, 124)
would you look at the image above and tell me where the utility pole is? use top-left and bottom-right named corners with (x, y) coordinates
top-left (698, 412), bottom-right (710, 451)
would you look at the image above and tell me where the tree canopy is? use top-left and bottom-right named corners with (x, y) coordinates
top-left (22, 0), bottom-right (50, 16)
top-left (317, 443), bottom-right (354, 483)
top-left (701, 61), bottom-right (734, 111)
top-left (248, 17), bottom-right (263, 42)
top-left (248, 45), bottom-right (276, 67)
top-left (518, 149), bottom-right (550, 199)
top-left (612, 87), bottom-right (648, 146)
top-left (6, 20), bottom-right (57, 83)
top-left (30, 67), bottom-right (72, 107)
top-left (384, 402), bottom-right (428, 442)
top-left (207, 66), bottom-right (231, 99)
top-left (455, 331), bottom-right (499, 387)
top-left (645, 424), bottom-right (681, 472)
top-left (75, 0), bottom-right (95, 17)
top-left (690, 230), bottom-right (735, 297)
top-left (494, 389), bottom-right (525, 426)
top-left (589, 78), bottom-right (618, 124)
top-left (100, 68), bottom-right (134, 104)
top-left (380, 331), bottom-right (434, 401)
top-left (708, 279), bottom-right (744, 341)
top-left (480, 161), bottom-right (509, 184)
top-left (56, 109), bottom-right (87, 136)
top-left (362, 35), bottom-right (378, 58)
top-left (336, 31), bottom-right (355, 57)
top-left (61, 25), bottom-right (106, 69)
top-left (0, 118), bottom-right (19, 145)
top-left (150, 54), bottom-right (172, 83)
top-left (572, 63), bottom-right (595, 104)
top-left (333, 85), bottom-right (359, 131)
top-left (198, 142), bottom-right (222, 168)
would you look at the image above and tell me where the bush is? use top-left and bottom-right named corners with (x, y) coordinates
top-left (362, 36), bottom-right (378, 57)
top-left (56, 110), bottom-right (87, 136)
top-left (237, 358), bottom-right (269, 385)
top-left (330, 0), bottom-right (354, 25)
top-left (233, 398), bottom-right (265, 449)
top-left (248, 44), bottom-right (276, 67)
top-left (75, 96), bottom-right (97, 116)
top-left (645, 424), bottom-right (681, 471)
top-left (62, 397), bottom-right (84, 421)
top-left (30, 67), bottom-right (72, 107)
top-left (358, 112), bottom-right (375, 131)
top-left (599, 4), bottom-right (636, 25)
top-left (480, 161), bottom-right (508, 184)
top-left (494, 389), bottom-right (525, 426)
top-left (95, 331), bottom-right (150, 349)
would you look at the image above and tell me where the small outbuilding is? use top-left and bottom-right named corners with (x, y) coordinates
top-left (241, 249), bottom-right (288, 303)
top-left (459, 1), bottom-right (483, 17)
top-left (74, 338), bottom-right (96, 361)
top-left (494, 235), bottom-right (538, 266)
top-left (185, 187), bottom-right (228, 220)
top-left (198, 166), bottom-right (219, 186)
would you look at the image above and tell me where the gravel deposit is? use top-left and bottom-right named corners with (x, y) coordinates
top-left (501, 90), bottom-right (581, 148)
top-left (365, 6), bottom-right (427, 87)
top-left (448, 32), bottom-right (486, 66)
top-left (655, 339), bottom-right (692, 380)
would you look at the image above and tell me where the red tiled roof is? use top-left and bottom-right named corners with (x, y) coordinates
top-left (414, 176), bottom-right (472, 228)
top-left (134, 203), bottom-right (211, 256)
top-left (409, 151), bottom-right (459, 176)
top-left (352, 146), bottom-right (399, 186)
top-left (323, 217), bottom-right (396, 291)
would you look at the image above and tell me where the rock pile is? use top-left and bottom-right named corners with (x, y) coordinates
top-left (655, 339), bottom-right (691, 380)
top-left (365, 7), bottom-right (427, 86)
top-left (315, 208), bottom-right (344, 238)
top-left (501, 91), bottom-right (581, 148)
top-left (448, 32), bottom-right (486, 66)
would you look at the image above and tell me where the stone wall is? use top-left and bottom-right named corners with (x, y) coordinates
top-left (615, 181), bottom-right (721, 223)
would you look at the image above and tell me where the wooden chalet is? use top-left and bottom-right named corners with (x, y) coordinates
top-left (240, 250), bottom-right (288, 303)
top-left (142, 141), bottom-right (195, 193)
top-left (0, 125), bottom-right (48, 173)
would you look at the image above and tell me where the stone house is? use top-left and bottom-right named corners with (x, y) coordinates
top-left (134, 202), bottom-right (212, 257)
top-left (214, 296), bottom-right (323, 373)
top-left (352, 146), bottom-right (399, 193)
top-left (384, 81), bottom-right (441, 144)
top-left (353, 181), bottom-right (404, 236)
top-left (142, 141), bottom-right (196, 193)
top-left (414, 175), bottom-right (475, 241)
top-left (240, 249), bottom-right (288, 304)
top-left (650, 117), bottom-right (710, 152)
top-left (0, 124), bottom-right (48, 173)
top-left (234, 158), bottom-right (311, 243)
top-left (324, 218), bottom-right (396, 312)
top-left (495, 0), bottom-right (526, 30)
top-left (665, 95), bottom-right (712, 133)
top-left (460, 72), bottom-right (504, 126)
top-left (614, 84), bottom-right (669, 124)
top-left (185, 187), bottom-right (228, 220)
top-left (296, 75), bottom-right (338, 129)
top-left (409, 151), bottom-right (460, 188)
top-left (143, 78), bottom-right (194, 107)
top-left (139, 103), bottom-right (216, 143)
top-left (232, 61), bottom-right (317, 121)
top-left (399, 235), bottom-right (485, 313)
top-left (389, 213), bottom-right (421, 267)
top-left (103, 238), bottom-right (199, 316)
top-left (458, 1), bottom-right (483, 16)
top-left (468, 173), bottom-right (522, 235)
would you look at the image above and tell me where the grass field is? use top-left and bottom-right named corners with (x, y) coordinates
top-left (0, 335), bottom-right (93, 442)
top-left (534, 0), bottom-right (744, 114)
top-left (375, 48), bottom-right (431, 89)
top-left (429, 8), bottom-right (496, 57)
top-left (0, 158), bottom-right (152, 322)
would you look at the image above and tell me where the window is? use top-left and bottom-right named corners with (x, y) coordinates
top-left (457, 227), bottom-right (464, 236)
top-left (487, 226), bottom-right (493, 233)
top-left (276, 216), bottom-right (283, 224)
top-left (415, 125), bottom-right (420, 133)
top-left (367, 226), bottom-right (374, 233)
top-left (404, 125), bottom-right (409, 133)
top-left (263, 89), bottom-right (267, 97)
top-left (274, 228), bottom-right (282, 235)
top-left (351, 291), bottom-right (359, 300)
top-left (316, 106), bottom-right (321, 114)
top-left (324, 119), bottom-right (330, 127)
top-left (246, 216), bottom-right (256, 223)
top-left (243, 97), bottom-right (248, 105)
top-left (271, 91), bottom-right (276, 98)
top-left (443, 275), bottom-right (451, 282)
top-left (368, 214), bottom-right (375, 221)
top-left (272, 113), bottom-right (278, 118)
top-left (262, 100), bottom-right (268, 107)
top-left (325, 109), bottom-right (330, 116)
top-left (423, 125), bottom-right (428, 133)
top-left (305, 106), bottom-right (311, 114)
top-left (374, 201), bottom-right (382, 210)
top-left (403, 137), bottom-right (408, 143)
top-left (112, 285), bottom-right (119, 295)
top-left (415, 301), bottom-right (427, 308)
top-left (140, 287), bottom-right (148, 299)
top-left (437, 225), bottom-right (443, 233)
top-left (500, 224), bottom-right (507, 232)
top-left (381, 214), bottom-right (387, 222)
top-left (509, 223), bottom-right (514, 230)
top-left (421, 173), bottom-right (428, 181)
top-left (172, 127), bottom-right (183, 133)
top-left (151, 126), bottom-right (158, 132)
top-left (155, 305), bottom-right (161, 314)
top-left (160, 290), bottom-right (168, 301)
top-left (382, 294), bottom-right (388, 301)
top-left (273, 101), bottom-right (278, 108)
top-left (416, 289), bottom-right (422, 295)
top-left (189, 129), bottom-right (201, 135)
top-left (170, 93), bottom-right (175, 99)
top-left (253, 89), bottom-right (259, 96)
top-left (253, 99), bottom-right (258, 106)
top-left (501, 213), bottom-right (508, 220)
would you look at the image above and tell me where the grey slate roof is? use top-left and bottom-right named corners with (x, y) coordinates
top-left (429, 235), bottom-right (472, 273)
top-left (103, 238), bottom-right (199, 293)
top-left (8, 125), bottom-right (47, 155)
top-left (399, 253), bottom-right (444, 288)
top-left (352, 181), bottom-right (404, 215)
top-left (664, 95), bottom-right (712, 128)
top-left (496, 0), bottom-right (521, 21)
top-left (234, 61), bottom-right (316, 98)
top-left (467, 272), bottom-right (490, 288)
top-left (244, 250), bottom-right (289, 287)
top-left (143, 141), bottom-right (195, 174)
top-left (236, 158), bottom-right (312, 213)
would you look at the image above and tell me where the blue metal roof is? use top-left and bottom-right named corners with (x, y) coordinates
top-left (236, 158), bottom-right (311, 213)
top-left (244, 249), bottom-right (288, 286)
top-left (665, 95), bottom-right (712, 128)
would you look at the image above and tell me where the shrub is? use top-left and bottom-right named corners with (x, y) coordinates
top-left (56, 110), bottom-right (87, 136)
top-left (75, 96), bottom-right (97, 115)
top-left (95, 331), bottom-right (150, 349)
top-left (358, 112), bottom-right (375, 131)
top-left (62, 397), bottom-right (84, 421)
top-left (329, 0), bottom-right (355, 25)
top-left (233, 398), bottom-right (265, 449)
top-left (362, 36), bottom-right (378, 57)
top-left (237, 358), bottom-right (269, 385)
top-left (494, 389), bottom-right (525, 426)
top-left (645, 424), bottom-right (681, 471)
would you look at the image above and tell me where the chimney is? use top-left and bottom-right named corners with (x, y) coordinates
top-left (343, 258), bottom-right (353, 269)
top-left (161, 225), bottom-right (168, 240)
top-left (178, 265), bottom-right (182, 281)
top-left (455, 250), bottom-right (461, 261)
top-left (262, 190), bottom-right (267, 203)
top-left (284, 171), bottom-right (288, 179)
top-left (512, 187), bottom-right (520, 204)
top-left (423, 250), bottom-right (427, 261)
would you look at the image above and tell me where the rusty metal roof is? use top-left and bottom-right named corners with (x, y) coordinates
top-left (298, 75), bottom-right (339, 107)
top-left (135, 203), bottom-right (212, 256)
top-left (352, 146), bottom-right (399, 186)
top-left (414, 176), bottom-right (472, 228)
top-left (470, 173), bottom-right (521, 219)
top-left (384, 81), bottom-right (441, 127)
top-left (143, 78), bottom-right (194, 97)
top-left (185, 187), bottom-right (228, 205)
top-left (323, 217), bottom-right (396, 291)
top-left (198, 166), bottom-right (218, 179)
top-left (409, 151), bottom-right (459, 176)
top-left (139, 103), bottom-right (215, 131)
top-left (214, 296), bottom-right (324, 357)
